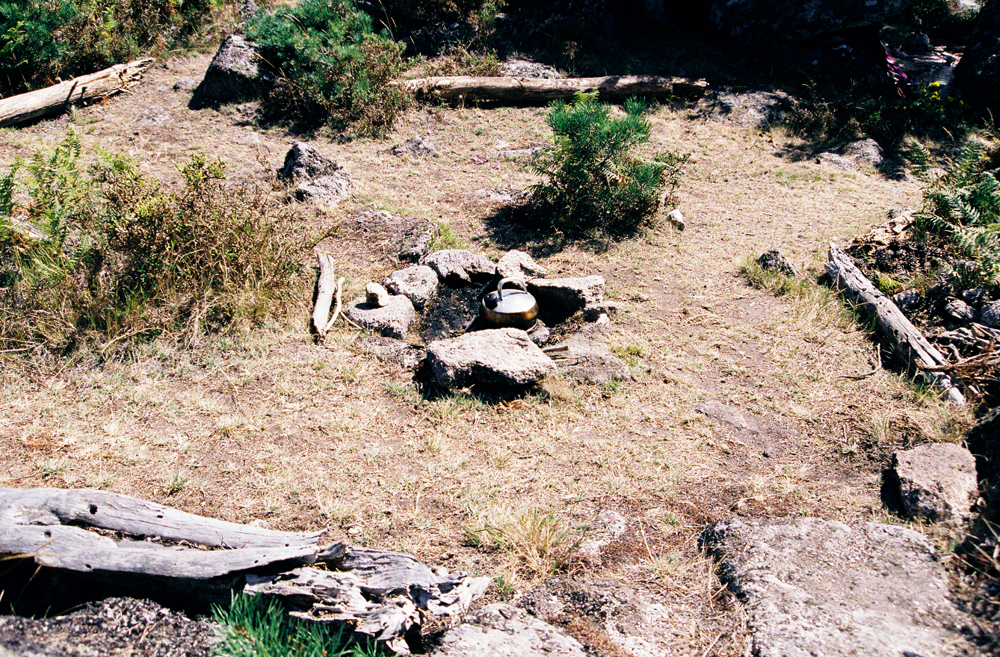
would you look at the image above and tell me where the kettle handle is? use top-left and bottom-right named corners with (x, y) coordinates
top-left (497, 277), bottom-right (529, 300)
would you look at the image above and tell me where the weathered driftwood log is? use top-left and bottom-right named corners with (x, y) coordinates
top-left (825, 243), bottom-right (965, 405)
top-left (0, 58), bottom-right (154, 128)
top-left (395, 75), bottom-right (708, 105)
top-left (0, 488), bottom-right (489, 654)
top-left (313, 250), bottom-right (337, 338)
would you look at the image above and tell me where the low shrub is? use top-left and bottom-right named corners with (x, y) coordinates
top-left (0, 0), bottom-right (230, 98)
top-left (0, 131), bottom-right (306, 356)
top-left (246, 0), bottom-right (410, 137)
top-left (529, 92), bottom-right (688, 238)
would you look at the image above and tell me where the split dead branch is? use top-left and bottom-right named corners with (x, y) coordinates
top-left (825, 243), bottom-right (965, 405)
top-left (0, 58), bottom-right (154, 128)
top-left (0, 487), bottom-right (489, 654)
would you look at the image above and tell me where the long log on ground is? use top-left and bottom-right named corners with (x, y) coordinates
top-left (395, 74), bottom-right (708, 105)
top-left (0, 488), bottom-right (488, 654)
top-left (0, 58), bottom-right (154, 128)
top-left (825, 243), bottom-right (965, 405)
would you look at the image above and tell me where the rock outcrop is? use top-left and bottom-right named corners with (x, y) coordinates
top-left (426, 328), bottom-right (555, 388)
top-left (191, 35), bottom-right (271, 106)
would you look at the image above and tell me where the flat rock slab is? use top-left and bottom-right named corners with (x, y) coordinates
top-left (424, 250), bottom-right (496, 285)
top-left (893, 442), bottom-right (978, 523)
top-left (426, 328), bottom-right (555, 388)
top-left (384, 265), bottom-right (438, 310)
top-left (357, 337), bottom-right (427, 370)
top-left (548, 327), bottom-right (630, 385)
top-left (344, 295), bottom-right (416, 339)
top-left (430, 603), bottom-right (587, 657)
top-left (700, 517), bottom-right (981, 657)
top-left (295, 173), bottom-right (351, 205)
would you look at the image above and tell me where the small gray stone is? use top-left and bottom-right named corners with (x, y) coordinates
top-left (844, 138), bottom-right (884, 169)
top-left (344, 295), bottom-right (415, 339)
top-left (239, 0), bottom-right (258, 20)
top-left (700, 517), bottom-right (978, 657)
top-left (527, 319), bottom-right (550, 346)
top-left (279, 142), bottom-right (343, 182)
top-left (893, 442), bottom-right (979, 523)
top-left (423, 249), bottom-right (497, 285)
top-left (391, 136), bottom-right (436, 157)
top-left (892, 288), bottom-right (922, 312)
top-left (499, 59), bottom-right (563, 79)
top-left (496, 250), bottom-right (548, 280)
top-left (696, 401), bottom-right (758, 432)
top-left (426, 328), bottom-right (555, 388)
top-left (945, 297), bottom-right (977, 323)
top-left (365, 282), bottom-right (391, 308)
top-left (430, 603), bottom-right (586, 657)
top-left (528, 276), bottom-right (605, 318)
top-left (294, 174), bottom-right (351, 205)
top-left (756, 248), bottom-right (800, 278)
top-left (384, 265), bottom-right (438, 310)
top-left (191, 34), bottom-right (271, 105)
top-left (817, 152), bottom-right (858, 171)
top-left (666, 209), bottom-right (685, 231)
top-left (173, 78), bottom-right (197, 92)
top-left (980, 299), bottom-right (1000, 328)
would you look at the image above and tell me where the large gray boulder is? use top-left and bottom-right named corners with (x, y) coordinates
top-left (423, 250), bottom-right (497, 285)
top-left (893, 442), bottom-right (979, 523)
top-left (430, 604), bottom-right (587, 657)
top-left (384, 265), bottom-right (438, 310)
top-left (956, 0), bottom-right (1000, 113)
top-left (343, 295), bottom-right (416, 339)
top-left (527, 276), bottom-right (605, 319)
top-left (278, 142), bottom-right (342, 182)
top-left (711, 0), bottom-right (910, 43)
top-left (426, 328), bottom-right (555, 388)
top-left (700, 517), bottom-right (980, 657)
top-left (191, 34), bottom-right (272, 106)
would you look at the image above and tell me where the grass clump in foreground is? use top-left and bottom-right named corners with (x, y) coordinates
top-left (246, 0), bottom-right (410, 137)
top-left (529, 91), bottom-right (688, 239)
top-left (212, 593), bottom-right (382, 657)
top-left (0, 131), bottom-right (305, 356)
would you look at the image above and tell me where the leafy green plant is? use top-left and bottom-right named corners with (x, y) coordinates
top-left (0, 131), bottom-right (306, 355)
top-left (246, 0), bottom-right (410, 137)
top-left (529, 92), bottom-right (688, 238)
top-left (211, 593), bottom-right (382, 657)
top-left (915, 140), bottom-right (1000, 287)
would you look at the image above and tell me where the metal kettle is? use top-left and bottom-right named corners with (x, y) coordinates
top-left (480, 278), bottom-right (539, 330)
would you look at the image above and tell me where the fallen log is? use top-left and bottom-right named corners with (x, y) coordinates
top-left (825, 243), bottom-right (965, 405)
top-left (0, 487), bottom-right (489, 654)
top-left (0, 58), bottom-right (154, 128)
top-left (395, 74), bottom-right (708, 105)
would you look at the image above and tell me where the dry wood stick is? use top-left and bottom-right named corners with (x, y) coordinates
top-left (313, 251), bottom-right (337, 338)
top-left (324, 276), bottom-right (345, 334)
top-left (0, 58), bottom-right (154, 128)
top-left (825, 243), bottom-right (965, 405)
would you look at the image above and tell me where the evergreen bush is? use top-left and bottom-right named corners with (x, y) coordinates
top-left (529, 92), bottom-right (687, 238)
top-left (246, 0), bottom-right (410, 137)
top-left (0, 0), bottom-right (225, 98)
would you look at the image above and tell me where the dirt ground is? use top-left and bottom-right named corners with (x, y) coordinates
top-left (0, 53), bottom-right (978, 655)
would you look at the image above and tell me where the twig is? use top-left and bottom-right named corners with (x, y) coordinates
top-left (323, 276), bottom-right (346, 334)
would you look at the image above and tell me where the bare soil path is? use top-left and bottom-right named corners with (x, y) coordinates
top-left (0, 54), bottom-right (967, 656)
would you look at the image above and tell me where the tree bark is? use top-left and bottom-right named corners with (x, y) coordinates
top-left (0, 487), bottom-right (489, 653)
top-left (825, 243), bottom-right (965, 405)
top-left (0, 58), bottom-right (154, 128)
top-left (395, 75), bottom-right (708, 105)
